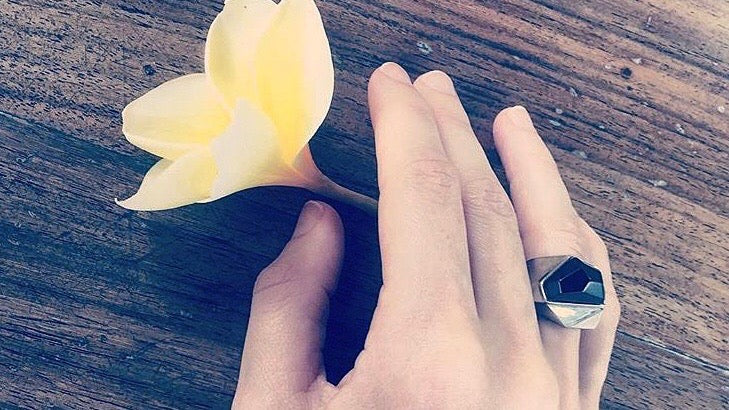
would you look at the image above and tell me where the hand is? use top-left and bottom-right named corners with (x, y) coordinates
top-left (231, 63), bottom-right (620, 409)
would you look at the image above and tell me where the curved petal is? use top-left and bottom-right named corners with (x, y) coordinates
top-left (255, 0), bottom-right (335, 163)
top-left (116, 149), bottom-right (217, 211)
top-left (205, 0), bottom-right (278, 107)
top-left (122, 74), bottom-right (230, 160)
top-left (209, 100), bottom-right (304, 200)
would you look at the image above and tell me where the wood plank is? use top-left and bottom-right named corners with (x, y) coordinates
top-left (1, 0), bottom-right (727, 408)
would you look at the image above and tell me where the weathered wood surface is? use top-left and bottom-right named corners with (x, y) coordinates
top-left (0, 0), bottom-right (727, 408)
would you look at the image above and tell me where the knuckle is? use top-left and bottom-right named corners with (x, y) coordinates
top-left (252, 263), bottom-right (328, 319)
top-left (401, 158), bottom-right (461, 200)
top-left (523, 214), bottom-right (613, 268)
top-left (253, 263), bottom-right (293, 295)
top-left (557, 215), bottom-right (584, 242)
top-left (461, 171), bottom-right (516, 221)
top-left (252, 262), bottom-right (303, 306)
top-left (522, 217), bottom-right (584, 255)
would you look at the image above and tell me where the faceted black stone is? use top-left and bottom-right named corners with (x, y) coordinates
top-left (559, 269), bottom-right (590, 293)
top-left (541, 257), bottom-right (605, 305)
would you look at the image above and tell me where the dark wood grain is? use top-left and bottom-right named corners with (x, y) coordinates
top-left (0, 0), bottom-right (727, 408)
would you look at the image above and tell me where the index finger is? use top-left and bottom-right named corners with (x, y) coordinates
top-left (368, 63), bottom-right (475, 316)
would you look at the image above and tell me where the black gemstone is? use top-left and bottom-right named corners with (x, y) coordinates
top-left (559, 268), bottom-right (590, 293)
top-left (541, 257), bottom-right (605, 305)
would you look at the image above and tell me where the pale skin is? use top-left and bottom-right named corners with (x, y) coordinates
top-left (232, 62), bottom-right (620, 409)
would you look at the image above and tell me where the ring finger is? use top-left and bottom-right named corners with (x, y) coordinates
top-left (492, 106), bottom-right (615, 409)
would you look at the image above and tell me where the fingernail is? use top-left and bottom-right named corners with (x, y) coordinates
top-left (506, 105), bottom-right (535, 129)
top-left (293, 201), bottom-right (324, 238)
top-left (379, 62), bottom-right (411, 83)
top-left (417, 70), bottom-right (456, 95)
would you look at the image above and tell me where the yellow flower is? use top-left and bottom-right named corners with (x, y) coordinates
top-left (117, 0), bottom-right (375, 213)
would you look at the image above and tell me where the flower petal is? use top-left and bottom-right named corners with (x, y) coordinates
top-left (116, 149), bottom-right (217, 211)
top-left (209, 100), bottom-right (304, 200)
top-left (255, 0), bottom-right (335, 162)
top-left (122, 74), bottom-right (230, 160)
top-left (205, 0), bottom-right (278, 107)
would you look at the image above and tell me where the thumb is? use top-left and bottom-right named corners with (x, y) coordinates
top-left (235, 201), bottom-right (344, 398)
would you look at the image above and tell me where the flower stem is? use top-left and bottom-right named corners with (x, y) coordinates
top-left (313, 177), bottom-right (378, 216)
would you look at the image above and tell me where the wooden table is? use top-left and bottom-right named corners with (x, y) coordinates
top-left (1, 1), bottom-right (727, 408)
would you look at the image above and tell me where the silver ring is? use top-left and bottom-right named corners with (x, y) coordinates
top-left (528, 256), bottom-right (605, 329)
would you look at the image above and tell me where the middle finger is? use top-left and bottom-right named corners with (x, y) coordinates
top-left (413, 70), bottom-right (541, 346)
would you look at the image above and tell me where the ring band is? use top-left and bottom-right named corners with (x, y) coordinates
top-left (527, 256), bottom-right (605, 329)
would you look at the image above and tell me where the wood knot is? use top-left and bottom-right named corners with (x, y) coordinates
top-left (143, 64), bottom-right (157, 76)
